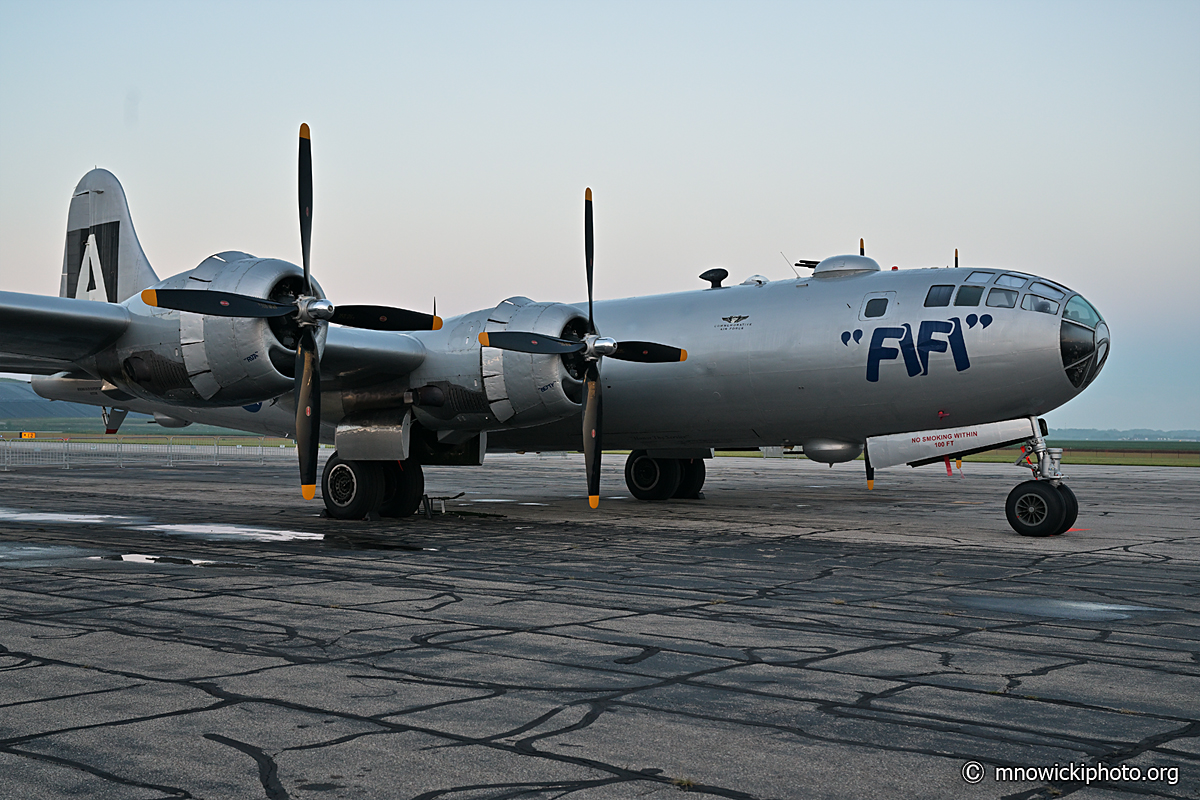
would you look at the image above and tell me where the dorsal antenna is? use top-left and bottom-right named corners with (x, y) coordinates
top-left (780, 251), bottom-right (801, 278)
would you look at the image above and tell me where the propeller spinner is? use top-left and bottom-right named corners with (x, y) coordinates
top-left (142, 124), bottom-right (443, 498)
top-left (478, 188), bottom-right (687, 508)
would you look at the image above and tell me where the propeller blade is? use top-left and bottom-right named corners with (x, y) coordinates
top-left (331, 305), bottom-right (443, 331)
top-left (294, 327), bottom-right (320, 500)
top-left (477, 330), bottom-right (587, 354)
top-left (582, 362), bottom-right (603, 508)
top-left (584, 187), bottom-right (595, 334)
top-left (298, 123), bottom-right (313, 296)
top-left (141, 288), bottom-right (295, 318)
top-left (610, 341), bottom-right (688, 363)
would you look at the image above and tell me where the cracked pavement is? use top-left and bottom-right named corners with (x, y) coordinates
top-left (0, 454), bottom-right (1197, 799)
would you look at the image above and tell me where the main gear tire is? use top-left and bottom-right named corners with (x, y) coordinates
top-left (672, 458), bottom-right (706, 499)
top-left (1005, 480), bottom-right (1066, 537)
top-left (625, 450), bottom-right (682, 501)
top-left (321, 453), bottom-right (384, 520)
top-left (379, 459), bottom-right (425, 518)
top-left (1054, 483), bottom-right (1079, 535)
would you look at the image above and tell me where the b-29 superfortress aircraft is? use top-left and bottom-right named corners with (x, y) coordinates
top-left (0, 125), bottom-right (1110, 537)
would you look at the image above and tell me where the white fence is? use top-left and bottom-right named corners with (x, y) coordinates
top-left (0, 437), bottom-right (273, 470)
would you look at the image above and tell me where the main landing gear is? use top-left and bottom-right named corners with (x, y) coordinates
top-left (321, 452), bottom-right (424, 520)
top-left (1004, 422), bottom-right (1078, 537)
top-left (623, 450), bottom-right (706, 500)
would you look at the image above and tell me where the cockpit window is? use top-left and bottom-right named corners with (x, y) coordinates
top-left (924, 285), bottom-right (954, 307)
top-left (986, 288), bottom-right (1018, 308)
top-left (864, 297), bottom-right (888, 318)
top-left (965, 271), bottom-right (994, 284)
top-left (1021, 293), bottom-right (1060, 315)
top-left (1030, 282), bottom-right (1065, 302)
top-left (954, 285), bottom-right (984, 306)
top-left (995, 274), bottom-right (1028, 289)
top-left (1064, 295), bottom-right (1102, 328)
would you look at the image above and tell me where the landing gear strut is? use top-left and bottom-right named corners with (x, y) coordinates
top-left (320, 451), bottom-right (425, 520)
top-left (1005, 419), bottom-right (1077, 537)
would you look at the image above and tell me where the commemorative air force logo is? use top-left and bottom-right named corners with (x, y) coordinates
top-left (717, 314), bottom-right (751, 330)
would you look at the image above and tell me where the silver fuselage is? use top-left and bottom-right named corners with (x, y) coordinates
top-left (491, 266), bottom-right (1092, 450)
top-left (65, 263), bottom-right (1098, 453)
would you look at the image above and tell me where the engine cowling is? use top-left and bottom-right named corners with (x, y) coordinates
top-left (480, 297), bottom-right (588, 429)
top-left (111, 252), bottom-right (324, 406)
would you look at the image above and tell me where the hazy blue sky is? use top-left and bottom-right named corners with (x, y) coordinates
top-left (2, 0), bottom-right (1197, 430)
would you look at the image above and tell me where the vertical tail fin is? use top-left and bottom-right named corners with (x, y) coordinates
top-left (60, 169), bottom-right (159, 303)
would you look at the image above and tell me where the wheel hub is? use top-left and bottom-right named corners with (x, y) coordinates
top-left (1014, 492), bottom-right (1049, 525)
top-left (327, 463), bottom-right (358, 507)
top-left (630, 456), bottom-right (660, 490)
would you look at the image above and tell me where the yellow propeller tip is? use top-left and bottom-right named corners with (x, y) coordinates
top-left (867, 479), bottom-right (874, 491)
top-left (141, 288), bottom-right (157, 306)
top-left (432, 316), bottom-right (443, 331)
top-left (679, 349), bottom-right (688, 362)
top-left (299, 123), bottom-right (310, 139)
top-left (301, 484), bottom-right (316, 500)
top-left (585, 187), bottom-right (592, 201)
top-left (589, 495), bottom-right (599, 509)
top-left (478, 332), bottom-right (490, 346)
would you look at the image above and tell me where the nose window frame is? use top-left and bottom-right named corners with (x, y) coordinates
top-left (987, 288), bottom-right (1018, 308)
top-left (924, 285), bottom-right (954, 307)
top-left (1021, 293), bottom-right (1061, 315)
top-left (954, 285), bottom-right (984, 307)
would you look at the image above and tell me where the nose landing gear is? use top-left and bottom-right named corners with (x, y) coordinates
top-left (1005, 420), bottom-right (1078, 536)
top-left (1006, 480), bottom-right (1078, 536)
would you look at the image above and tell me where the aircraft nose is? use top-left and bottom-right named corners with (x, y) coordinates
top-left (1060, 294), bottom-right (1109, 389)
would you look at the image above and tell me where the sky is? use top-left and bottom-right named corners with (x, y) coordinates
top-left (1, 0), bottom-right (1197, 431)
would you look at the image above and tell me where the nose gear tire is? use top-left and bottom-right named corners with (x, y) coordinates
top-left (1005, 480), bottom-right (1067, 537)
top-left (1054, 483), bottom-right (1079, 535)
top-left (625, 450), bottom-right (682, 501)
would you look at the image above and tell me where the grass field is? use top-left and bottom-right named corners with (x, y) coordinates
top-left (0, 418), bottom-right (250, 436)
top-left (961, 445), bottom-right (1199, 467)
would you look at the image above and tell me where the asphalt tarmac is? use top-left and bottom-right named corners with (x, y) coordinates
top-left (0, 453), bottom-right (1197, 800)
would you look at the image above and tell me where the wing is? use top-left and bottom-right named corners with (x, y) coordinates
top-left (0, 291), bottom-right (130, 374)
top-left (319, 325), bottom-right (427, 388)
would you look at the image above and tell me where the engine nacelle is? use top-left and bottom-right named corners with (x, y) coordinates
top-left (109, 252), bottom-right (324, 407)
top-left (480, 297), bottom-right (588, 429)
